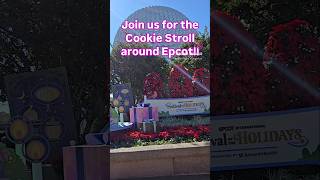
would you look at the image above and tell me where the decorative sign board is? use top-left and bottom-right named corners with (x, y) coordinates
top-left (23, 135), bottom-right (50, 163)
top-left (144, 95), bottom-right (210, 117)
top-left (211, 107), bottom-right (320, 171)
top-left (111, 84), bottom-right (134, 113)
top-left (4, 67), bottom-right (76, 164)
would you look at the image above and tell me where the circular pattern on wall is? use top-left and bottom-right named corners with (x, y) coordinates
top-left (43, 119), bottom-right (64, 141)
top-left (23, 135), bottom-right (50, 163)
top-left (31, 83), bottom-right (63, 105)
top-left (6, 118), bottom-right (32, 144)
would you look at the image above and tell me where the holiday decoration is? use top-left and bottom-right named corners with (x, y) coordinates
top-left (129, 106), bottom-right (159, 126)
top-left (4, 67), bottom-right (76, 168)
top-left (112, 84), bottom-right (134, 113)
top-left (168, 64), bottom-right (194, 98)
top-left (263, 19), bottom-right (320, 110)
top-left (6, 118), bottom-right (32, 144)
top-left (110, 125), bottom-right (210, 148)
top-left (192, 68), bottom-right (210, 96)
top-left (211, 11), bottom-right (267, 115)
top-left (23, 135), bottom-right (50, 163)
top-left (110, 107), bottom-right (119, 125)
top-left (141, 120), bottom-right (158, 133)
top-left (143, 72), bottom-right (164, 99)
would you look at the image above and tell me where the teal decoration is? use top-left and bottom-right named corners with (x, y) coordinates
top-left (110, 107), bottom-right (119, 124)
top-left (32, 162), bottom-right (43, 180)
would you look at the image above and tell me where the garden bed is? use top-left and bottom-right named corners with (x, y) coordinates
top-left (110, 116), bottom-right (210, 149)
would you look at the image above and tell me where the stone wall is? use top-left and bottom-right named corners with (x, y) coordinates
top-left (110, 142), bottom-right (210, 179)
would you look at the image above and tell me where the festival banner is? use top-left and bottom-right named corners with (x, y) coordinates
top-left (144, 95), bottom-right (210, 116)
top-left (211, 107), bottom-right (320, 171)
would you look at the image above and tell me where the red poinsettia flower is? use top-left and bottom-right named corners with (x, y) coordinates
top-left (168, 64), bottom-right (194, 98)
top-left (143, 72), bottom-right (164, 99)
top-left (193, 68), bottom-right (210, 96)
top-left (110, 125), bottom-right (211, 146)
top-left (159, 131), bottom-right (170, 139)
top-left (210, 11), bottom-right (268, 115)
top-left (263, 19), bottom-right (320, 110)
top-left (128, 131), bottom-right (141, 140)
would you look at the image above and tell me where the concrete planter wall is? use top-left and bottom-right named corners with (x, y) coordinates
top-left (110, 141), bottom-right (210, 180)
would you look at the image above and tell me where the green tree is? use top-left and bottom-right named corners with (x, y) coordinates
top-left (0, 0), bottom-right (108, 136)
top-left (111, 43), bottom-right (170, 103)
top-left (0, 28), bottom-right (39, 102)
top-left (213, 0), bottom-right (319, 44)
top-left (172, 27), bottom-right (210, 73)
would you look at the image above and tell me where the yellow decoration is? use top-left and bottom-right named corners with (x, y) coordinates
top-left (23, 106), bottom-right (38, 122)
top-left (124, 100), bottom-right (129, 106)
top-left (45, 121), bottom-right (63, 140)
top-left (9, 120), bottom-right (29, 140)
top-left (34, 86), bottom-right (61, 102)
top-left (121, 89), bottom-right (129, 94)
top-left (25, 140), bottom-right (46, 160)
top-left (118, 106), bottom-right (125, 113)
top-left (113, 99), bottom-right (119, 107)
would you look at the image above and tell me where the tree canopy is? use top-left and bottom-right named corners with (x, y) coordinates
top-left (0, 0), bottom-right (107, 137)
top-left (111, 42), bottom-right (170, 103)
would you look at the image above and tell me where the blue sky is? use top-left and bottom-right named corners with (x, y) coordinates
top-left (110, 0), bottom-right (210, 45)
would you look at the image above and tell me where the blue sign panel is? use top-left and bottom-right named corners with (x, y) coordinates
top-left (4, 67), bottom-right (76, 163)
top-left (111, 83), bottom-right (134, 113)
